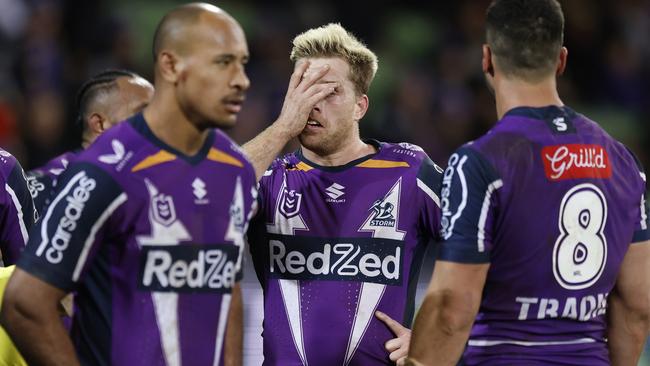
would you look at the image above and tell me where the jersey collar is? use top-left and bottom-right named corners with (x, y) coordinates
top-left (129, 113), bottom-right (215, 165)
top-left (295, 139), bottom-right (382, 172)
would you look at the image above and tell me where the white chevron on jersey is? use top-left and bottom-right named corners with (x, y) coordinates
top-left (137, 179), bottom-right (191, 247)
top-left (136, 179), bottom-right (190, 366)
top-left (267, 176), bottom-right (309, 365)
top-left (225, 176), bottom-right (246, 274)
top-left (345, 178), bottom-right (407, 364)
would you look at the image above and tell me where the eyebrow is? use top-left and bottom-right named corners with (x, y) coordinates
top-left (315, 79), bottom-right (339, 84)
top-left (214, 54), bottom-right (250, 62)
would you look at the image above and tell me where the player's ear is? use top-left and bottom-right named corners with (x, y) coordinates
top-left (556, 47), bottom-right (568, 76)
top-left (482, 44), bottom-right (494, 77)
top-left (157, 50), bottom-right (181, 83)
top-left (353, 94), bottom-right (369, 122)
top-left (88, 113), bottom-right (108, 134)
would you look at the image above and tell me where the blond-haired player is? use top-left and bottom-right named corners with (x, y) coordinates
top-left (244, 23), bottom-right (443, 365)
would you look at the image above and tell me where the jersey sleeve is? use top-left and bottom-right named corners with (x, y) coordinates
top-left (17, 162), bottom-right (127, 291)
top-left (415, 156), bottom-right (443, 241)
top-left (438, 147), bottom-right (502, 263)
top-left (26, 170), bottom-right (55, 215)
top-left (246, 158), bottom-right (286, 286)
top-left (0, 161), bottom-right (37, 265)
top-left (623, 146), bottom-right (650, 243)
top-left (235, 162), bottom-right (259, 283)
top-left (632, 170), bottom-right (649, 243)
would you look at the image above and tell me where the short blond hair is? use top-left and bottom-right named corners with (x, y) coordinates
top-left (290, 23), bottom-right (378, 95)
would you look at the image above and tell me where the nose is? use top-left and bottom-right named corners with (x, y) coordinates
top-left (230, 63), bottom-right (250, 91)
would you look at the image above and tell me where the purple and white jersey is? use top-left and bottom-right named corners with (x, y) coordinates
top-left (0, 148), bottom-right (36, 265)
top-left (18, 113), bottom-right (258, 366)
top-left (439, 106), bottom-right (650, 365)
top-left (27, 150), bottom-right (80, 214)
top-left (249, 141), bottom-right (442, 365)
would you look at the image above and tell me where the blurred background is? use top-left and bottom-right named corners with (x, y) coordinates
top-left (0, 0), bottom-right (648, 364)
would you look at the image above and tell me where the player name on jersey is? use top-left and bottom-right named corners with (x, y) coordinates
top-left (515, 293), bottom-right (608, 321)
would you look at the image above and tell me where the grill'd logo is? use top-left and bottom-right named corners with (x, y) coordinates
top-left (268, 235), bottom-right (403, 285)
top-left (139, 245), bottom-right (238, 293)
top-left (542, 144), bottom-right (611, 181)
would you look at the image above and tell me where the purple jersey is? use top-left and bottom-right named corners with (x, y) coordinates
top-left (0, 148), bottom-right (36, 265)
top-left (18, 113), bottom-right (258, 366)
top-left (27, 150), bottom-right (80, 214)
top-left (249, 141), bottom-right (442, 366)
top-left (439, 106), bottom-right (650, 365)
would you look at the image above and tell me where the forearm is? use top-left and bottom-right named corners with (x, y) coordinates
top-left (1, 304), bottom-right (79, 366)
top-left (607, 293), bottom-right (650, 366)
top-left (409, 291), bottom-right (475, 365)
top-left (224, 284), bottom-right (243, 366)
top-left (242, 123), bottom-right (292, 181)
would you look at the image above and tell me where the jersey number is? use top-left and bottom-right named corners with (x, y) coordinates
top-left (553, 183), bottom-right (608, 290)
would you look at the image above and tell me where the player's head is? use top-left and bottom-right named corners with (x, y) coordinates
top-left (77, 69), bottom-right (154, 147)
top-left (290, 23), bottom-right (378, 156)
top-left (483, 0), bottom-right (567, 88)
top-left (151, 3), bottom-right (249, 129)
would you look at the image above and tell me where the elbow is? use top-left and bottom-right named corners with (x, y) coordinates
top-left (0, 286), bottom-right (24, 333)
top-left (611, 290), bottom-right (650, 333)
top-left (629, 294), bottom-right (650, 332)
top-left (424, 288), bottom-right (479, 336)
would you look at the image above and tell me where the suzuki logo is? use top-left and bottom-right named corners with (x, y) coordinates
top-left (192, 178), bottom-right (209, 204)
top-left (325, 183), bottom-right (345, 200)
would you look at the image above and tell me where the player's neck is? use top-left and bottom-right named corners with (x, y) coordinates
top-left (494, 76), bottom-right (564, 120)
top-left (302, 137), bottom-right (376, 167)
top-left (143, 95), bottom-right (210, 157)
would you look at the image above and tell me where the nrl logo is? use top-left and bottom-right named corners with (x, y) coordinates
top-left (152, 193), bottom-right (177, 227)
top-left (369, 199), bottom-right (396, 227)
top-left (229, 203), bottom-right (244, 232)
top-left (279, 188), bottom-right (302, 218)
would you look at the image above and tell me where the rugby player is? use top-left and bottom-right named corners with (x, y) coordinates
top-left (406, 1), bottom-right (650, 365)
top-left (1, 4), bottom-right (257, 365)
top-left (244, 23), bottom-right (443, 365)
top-left (0, 148), bottom-right (35, 266)
top-left (27, 69), bottom-right (154, 214)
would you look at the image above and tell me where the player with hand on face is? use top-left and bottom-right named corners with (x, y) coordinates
top-left (406, 1), bottom-right (650, 365)
top-left (244, 23), bottom-right (443, 365)
top-left (1, 4), bottom-right (257, 366)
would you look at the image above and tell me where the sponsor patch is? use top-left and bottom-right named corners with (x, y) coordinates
top-left (542, 144), bottom-right (611, 181)
top-left (268, 234), bottom-right (403, 286)
top-left (139, 244), bottom-right (238, 293)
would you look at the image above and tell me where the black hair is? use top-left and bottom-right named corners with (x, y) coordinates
top-left (486, 0), bottom-right (564, 80)
top-left (75, 69), bottom-right (138, 132)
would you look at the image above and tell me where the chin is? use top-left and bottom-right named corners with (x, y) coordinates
top-left (298, 134), bottom-right (330, 155)
top-left (211, 115), bottom-right (237, 129)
